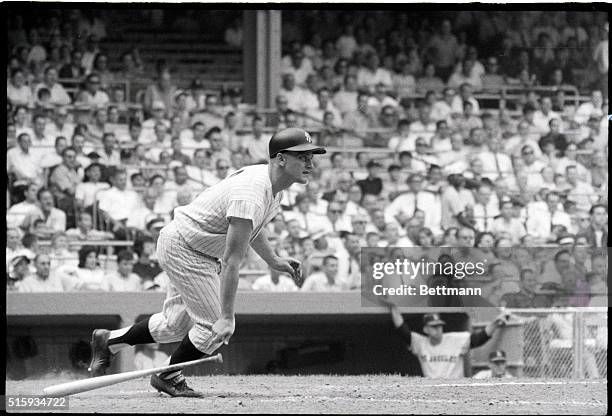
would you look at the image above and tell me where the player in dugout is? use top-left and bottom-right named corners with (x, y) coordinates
top-left (388, 305), bottom-right (509, 378)
top-left (472, 350), bottom-right (514, 379)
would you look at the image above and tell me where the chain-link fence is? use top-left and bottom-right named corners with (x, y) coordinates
top-left (510, 307), bottom-right (607, 379)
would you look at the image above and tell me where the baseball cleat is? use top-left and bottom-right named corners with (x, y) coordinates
top-left (150, 373), bottom-right (204, 398)
top-left (88, 329), bottom-right (114, 377)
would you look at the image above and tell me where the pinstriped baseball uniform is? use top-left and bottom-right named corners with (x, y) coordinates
top-left (149, 164), bottom-right (283, 353)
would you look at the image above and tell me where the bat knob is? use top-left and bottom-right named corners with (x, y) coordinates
top-left (214, 353), bottom-right (223, 364)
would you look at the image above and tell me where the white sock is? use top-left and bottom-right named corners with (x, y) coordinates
top-left (107, 327), bottom-right (132, 354)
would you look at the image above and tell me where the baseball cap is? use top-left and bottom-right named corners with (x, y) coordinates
top-left (146, 217), bottom-right (167, 231)
top-left (423, 313), bottom-right (445, 327)
top-left (269, 128), bottom-right (326, 158)
top-left (489, 350), bottom-right (507, 362)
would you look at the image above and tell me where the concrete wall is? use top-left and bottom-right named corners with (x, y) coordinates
top-left (6, 293), bottom-right (523, 379)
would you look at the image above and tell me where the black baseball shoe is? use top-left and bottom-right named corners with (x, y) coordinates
top-left (88, 329), bottom-right (114, 377)
top-left (150, 373), bottom-right (204, 398)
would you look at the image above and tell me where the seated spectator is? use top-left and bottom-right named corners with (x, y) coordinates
top-left (143, 66), bottom-right (178, 118)
top-left (448, 59), bottom-right (483, 91)
top-left (505, 120), bottom-right (543, 159)
top-left (281, 47), bottom-right (314, 87)
top-left (7, 133), bottom-right (44, 187)
top-left (279, 72), bottom-right (308, 113)
top-left (66, 211), bottom-right (113, 241)
top-left (45, 106), bottom-right (75, 140)
top-left (251, 267), bottom-right (299, 292)
top-left (75, 73), bottom-right (110, 108)
top-left (342, 92), bottom-right (377, 142)
top-left (332, 74), bottom-right (359, 117)
top-left (87, 107), bottom-right (110, 144)
top-left (431, 87), bottom-right (457, 123)
top-left (574, 90), bottom-right (603, 125)
top-left (453, 101), bottom-right (483, 139)
top-left (480, 57), bottom-right (506, 92)
top-left (21, 188), bottom-right (67, 237)
top-left (59, 49), bottom-right (85, 79)
top-left (305, 87), bottom-right (342, 127)
top-left (533, 97), bottom-right (560, 135)
top-left (357, 160), bottom-right (384, 196)
top-left (451, 83), bottom-right (480, 115)
top-left (132, 236), bottom-right (163, 286)
top-left (357, 52), bottom-right (392, 93)
top-left (7, 255), bottom-right (31, 291)
top-left (472, 182), bottom-right (500, 233)
top-left (185, 148), bottom-right (217, 187)
top-left (49, 146), bottom-right (81, 202)
top-left (39, 136), bottom-right (68, 173)
top-left (416, 63), bottom-right (445, 94)
top-left (240, 116), bottom-right (270, 163)
top-left (382, 164), bottom-right (409, 201)
top-left (34, 66), bottom-right (71, 106)
top-left (393, 61), bottom-right (417, 99)
top-left (555, 143), bottom-right (592, 184)
top-left (301, 255), bottom-right (344, 291)
top-left (96, 167), bottom-right (140, 237)
top-left (206, 127), bottom-right (232, 167)
top-left (7, 68), bottom-right (33, 107)
top-left (106, 250), bottom-right (142, 291)
top-left (47, 231), bottom-right (78, 271)
top-left (7, 182), bottom-right (40, 229)
top-left (191, 94), bottom-right (225, 130)
top-left (490, 198), bottom-right (526, 244)
top-left (91, 53), bottom-right (114, 90)
top-left (441, 174), bottom-right (475, 230)
top-left (16, 253), bottom-right (63, 292)
top-left (59, 245), bottom-right (110, 291)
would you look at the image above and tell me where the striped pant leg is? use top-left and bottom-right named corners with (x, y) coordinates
top-left (150, 225), bottom-right (224, 354)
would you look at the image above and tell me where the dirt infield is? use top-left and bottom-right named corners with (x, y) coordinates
top-left (6, 375), bottom-right (607, 414)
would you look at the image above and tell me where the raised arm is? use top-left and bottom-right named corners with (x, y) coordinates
top-left (470, 311), bottom-right (509, 349)
top-left (389, 303), bottom-right (412, 344)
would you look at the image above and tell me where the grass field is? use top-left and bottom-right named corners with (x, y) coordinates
top-left (6, 375), bottom-right (607, 414)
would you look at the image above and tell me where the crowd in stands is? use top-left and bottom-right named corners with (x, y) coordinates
top-left (5, 10), bottom-right (608, 306)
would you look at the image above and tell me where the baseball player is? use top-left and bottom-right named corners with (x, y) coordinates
top-left (388, 304), bottom-right (509, 378)
top-left (472, 350), bottom-right (514, 379)
top-left (88, 127), bottom-right (325, 397)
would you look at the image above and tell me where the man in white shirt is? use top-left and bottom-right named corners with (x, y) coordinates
top-left (357, 52), bottom-right (392, 93)
top-left (305, 87), bottom-right (342, 127)
top-left (97, 168), bottom-right (140, 233)
top-left (451, 83), bottom-right (480, 114)
top-left (106, 250), bottom-right (143, 291)
top-left (506, 120), bottom-right (543, 159)
top-left (533, 97), bottom-right (560, 134)
top-left (447, 59), bottom-right (483, 91)
top-left (526, 191), bottom-right (572, 242)
top-left (45, 107), bottom-right (75, 139)
top-left (385, 173), bottom-right (441, 234)
top-left (301, 255), bottom-right (344, 291)
top-left (279, 73), bottom-right (307, 113)
top-left (491, 198), bottom-right (526, 244)
top-left (431, 87), bottom-right (458, 122)
top-left (251, 267), bottom-right (299, 292)
top-left (240, 116), bottom-right (271, 163)
top-left (472, 182), bottom-right (499, 232)
top-left (7, 133), bottom-right (44, 186)
top-left (333, 74), bottom-right (359, 116)
top-left (574, 90), bottom-right (603, 125)
top-left (180, 122), bottom-right (211, 159)
top-left (16, 253), bottom-right (63, 293)
top-left (565, 165), bottom-right (598, 214)
top-left (475, 137), bottom-right (513, 179)
top-left (281, 50), bottom-right (314, 87)
top-left (34, 67), bottom-right (71, 106)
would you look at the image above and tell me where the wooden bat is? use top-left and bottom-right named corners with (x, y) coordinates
top-left (43, 353), bottom-right (223, 397)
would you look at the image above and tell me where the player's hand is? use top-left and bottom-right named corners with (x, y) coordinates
top-left (493, 311), bottom-right (511, 327)
top-left (211, 316), bottom-right (235, 346)
top-left (271, 257), bottom-right (302, 285)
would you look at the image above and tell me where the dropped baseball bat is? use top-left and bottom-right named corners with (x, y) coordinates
top-left (43, 353), bottom-right (223, 397)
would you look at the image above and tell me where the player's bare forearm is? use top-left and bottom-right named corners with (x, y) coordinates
top-left (389, 304), bottom-right (404, 328)
top-left (220, 217), bottom-right (253, 317)
top-left (250, 228), bottom-right (280, 265)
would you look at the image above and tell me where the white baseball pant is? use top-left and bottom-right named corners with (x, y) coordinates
top-left (148, 222), bottom-right (225, 354)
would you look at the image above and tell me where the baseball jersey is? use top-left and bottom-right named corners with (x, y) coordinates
top-left (410, 331), bottom-right (471, 378)
top-left (172, 164), bottom-right (282, 258)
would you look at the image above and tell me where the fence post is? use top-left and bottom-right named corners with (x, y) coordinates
top-left (573, 310), bottom-right (584, 378)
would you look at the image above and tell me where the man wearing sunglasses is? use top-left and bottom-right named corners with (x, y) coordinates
top-left (88, 128), bottom-right (326, 397)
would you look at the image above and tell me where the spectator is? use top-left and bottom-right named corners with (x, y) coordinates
top-left (426, 19), bottom-right (461, 82)
top-left (7, 133), bottom-right (44, 187)
top-left (34, 66), bottom-right (71, 106)
top-left (59, 49), bottom-right (85, 79)
top-left (251, 267), bottom-right (299, 292)
top-left (480, 57), bottom-right (506, 92)
top-left (96, 168), bottom-right (140, 236)
top-left (565, 166), bottom-right (597, 214)
top-left (451, 83), bottom-right (480, 115)
top-left (576, 204), bottom-right (607, 248)
top-left (473, 350), bottom-right (514, 379)
top-left (185, 148), bottom-right (216, 187)
top-left (506, 120), bottom-right (542, 159)
top-left (279, 72), bottom-right (308, 113)
top-left (7, 183), bottom-right (40, 229)
top-left (224, 16), bottom-right (243, 48)
top-left (393, 60), bottom-right (417, 99)
top-left (431, 88), bottom-right (457, 124)
top-left (342, 93), bottom-right (377, 141)
top-left (143, 67), bottom-right (178, 117)
top-left (454, 102), bottom-right (483, 140)
top-left (7, 68), bottom-right (33, 107)
top-left (471, 182), bottom-right (499, 233)
top-left (240, 116), bottom-right (270, 163)
top-left (7, 255), bottom-right (31, 291)
top-left (16, 253), bottom-right (63, 293)
top-left (592, 23), bottom-right (608, 97)
top-left (127, 187), bottom-right (166, 231)
top-left (441, 174), bottom-right (475, 230)
top-left (132, 236), bottom-right (162, 285)
top-left (49, 146), bottom-right (81, 200)
top-left (191, 93), bottom-right (225, 130)
top-left (357, 52), bottom-right (392, 93)
top-left (386, 173), bottom-right (440, 233)
top-left (65, 211), bottom-right (113, 241)
top-left (21, 188), bottom-right (67, 237)
top-left (574, 90), bottom-right (603, 125)
top-left (75, 73), bottom-right (110, 108)
top-left (301, 255), bottom-right (343, 291)
top-left (448, 59), bottom-right (483, 91)
top-left (555, 143), bottom-right (591, 184)
top-left (106, 250), bottom-right (142, 291)
top-left (490, 198), bottom-right (526, 244)
top-left (281, 48), bottom-right (314, 87)
top-left (59, 245), bottom-right (110, 291)
top-left (356, 160), bottom-right (384, 196)
top-left (416, 63), bottom-right (445, 94)
top-left (388, 309), bottom-right (508, 378)
top-left (45, 107), bottom-right (75, 140)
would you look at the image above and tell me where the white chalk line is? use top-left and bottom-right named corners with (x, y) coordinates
top-left (421, 380), bottom-right (607, 388)
top-left (257, 396), bottom-right (606, 408)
